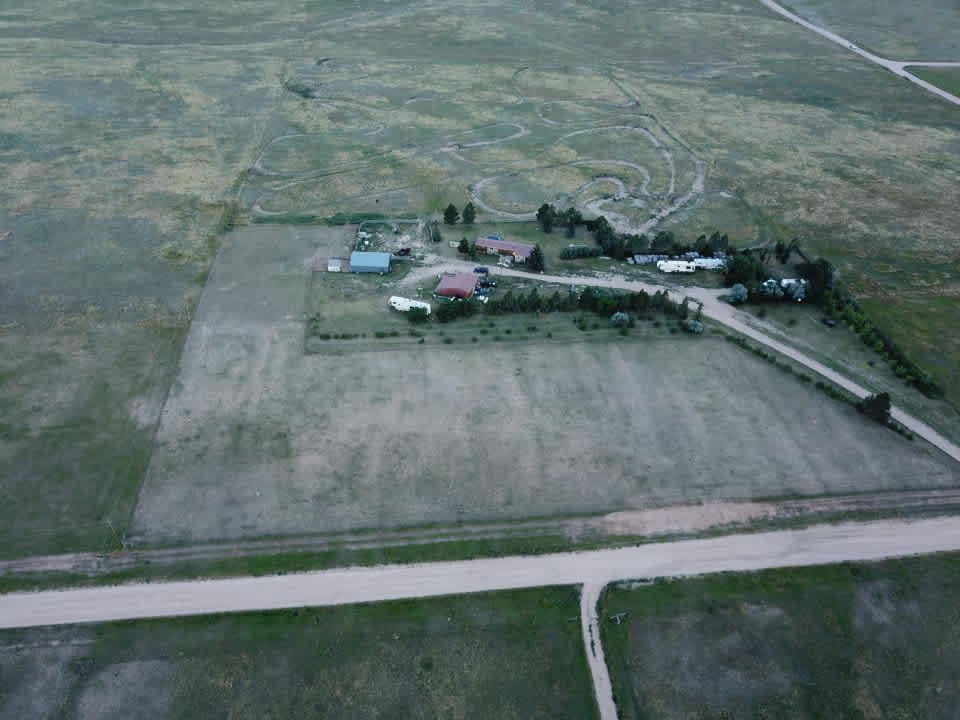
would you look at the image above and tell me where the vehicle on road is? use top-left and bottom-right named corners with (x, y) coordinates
top-left (474, 266), bottom-right (490, 274)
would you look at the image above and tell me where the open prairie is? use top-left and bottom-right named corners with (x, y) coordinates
top-left (602, 553), bottom-right (960, 719)
top-left (2, 0), bottom-right (959, 556)
top-left (780, 0), bottom-right (960, 59)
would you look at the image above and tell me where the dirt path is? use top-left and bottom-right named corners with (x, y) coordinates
top-left (758, 0), bottom-right (960, 107)
top-left (3, 489), bottom-right (959, 577)
top-left (581, 582), bottom-right (618, 720)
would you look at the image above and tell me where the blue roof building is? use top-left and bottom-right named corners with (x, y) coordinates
top-left (349, 251), bottom-right (391, 274)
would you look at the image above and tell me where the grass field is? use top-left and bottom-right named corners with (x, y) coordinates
top-left (907, 67), bottom-right (960, 97)
top-left (0, 587), bottom-right (597, 719)
top-left (780, 0), bottom-right (960, 59)
top-left (126, 226), bottom-right (958, 546)
top-left (3, 0), bottom-right (960, 558)
top-left (602, 553), bottom-right (960, 719)
top-left (736, 300), bottom-right (960, 443)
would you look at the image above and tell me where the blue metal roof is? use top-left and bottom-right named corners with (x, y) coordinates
top-left (349, 251), bottom-right (391, 272)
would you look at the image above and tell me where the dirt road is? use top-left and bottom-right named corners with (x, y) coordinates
top-left (758, 0), bottom-right (960, 107)
top-left (3, 516), bottom-right (960, 630)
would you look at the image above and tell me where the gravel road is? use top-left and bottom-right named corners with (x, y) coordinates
top-left (3, 516), bottom-right (960, 630)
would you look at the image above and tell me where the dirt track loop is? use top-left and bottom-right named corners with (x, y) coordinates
top-left (3, 517), bottom-right (960, 630)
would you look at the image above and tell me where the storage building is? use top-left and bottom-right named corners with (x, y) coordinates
top-left (349, 251), bottom-right (391, 274)
top-left (476, 235), bottom-right (534, 261)
top-left (435, 273), bottom-right (479, 299)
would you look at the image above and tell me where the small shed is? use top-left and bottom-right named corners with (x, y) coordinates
top-left (435, 273), bottom-right (479, 299)
top-left (350, 251), bottom-right (391, 274)
top-left (327, 258), bottom-right (343, 273)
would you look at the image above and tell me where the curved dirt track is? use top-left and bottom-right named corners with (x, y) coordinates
top-left (759, 0), bottom-right (960, 106)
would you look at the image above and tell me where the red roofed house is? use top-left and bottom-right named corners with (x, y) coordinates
top-left (435, 273), bottom-right (479, 299)
top-left (475, 235), bottom-right (534, 261)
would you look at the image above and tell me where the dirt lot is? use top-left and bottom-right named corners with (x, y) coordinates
top-left (0, 587), bottom-right (596, 719)
top-left (602, 553), bottom-right (960, 719)
top-left (127, 228), bottom-right (958, 545)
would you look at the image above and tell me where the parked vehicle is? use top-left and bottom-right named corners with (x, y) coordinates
top-left (473, 266), bottom-right (489, 274)
top-left (479, 280), bottom-right (497, 288)
top-left (395, 247), bottom-right (411, 256)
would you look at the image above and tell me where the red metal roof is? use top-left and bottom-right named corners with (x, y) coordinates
top-left (476, 236), bottom-right (534, 258)
top-left (435, 273), bottom-right (478, 299)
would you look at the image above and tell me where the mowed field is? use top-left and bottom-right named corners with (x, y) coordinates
top-left (602, 553), bottom-right (960, 719)
top-left (128, 228), bottom-right (958, 546)
top-left (3, 0), bottom-right (960, 558)
top-left (0, 587), bottom-right (597, 719)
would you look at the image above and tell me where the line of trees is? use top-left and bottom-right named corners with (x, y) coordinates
top-left (443, 202), bottom-right (476, 226)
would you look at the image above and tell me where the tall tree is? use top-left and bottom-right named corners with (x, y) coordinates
top-left (536, 203), bottom-right (556, 233)
top-left (461, 202), bottom-right (476, 225)
top-left (443, 203), bottom-right (459, 225)
top-left (457, 237), bottom-right (470, 254)
top-left (859, 392), bottom-right (891, 423)
top-left (651, 230), bottom-right (674, 254)
top-left (528, 244), bottom-right (546, 272)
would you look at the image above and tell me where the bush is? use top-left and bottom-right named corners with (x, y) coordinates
top-left (546, 332), bottom-right (552, 338)
top-left (859, 392), bottom-right (892, 423)
top-left (471, 336), bottom-right (478, 342)
top-left (728, 283), bottom-right (749, 305)
top-left (560, 245), bottom-right (603, 260)
top-left (374, 331), bottom-right (387, 338)
top-left (418, 337), bottom-right (425, 344)
top-left (527, 325), bottom-right (538, 332)
top-left (407, 307), bottom-right (429, 324)
top-left (681, 319), bottom-right (704, 334)
top-left (443, 337), bottom-right (453, 344)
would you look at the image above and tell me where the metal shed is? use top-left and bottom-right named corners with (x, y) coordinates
top-left (349, 251), bottom-right (391, 274)
top-left (435, 273), bottom-right (479, 299)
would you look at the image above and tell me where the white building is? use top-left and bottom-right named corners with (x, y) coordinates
top-left (657, 260), bottom-right (696, 273)
top-left (327, 259), bottom-right (342, 273)
top-left (388, 296), bottom-right (432, 314)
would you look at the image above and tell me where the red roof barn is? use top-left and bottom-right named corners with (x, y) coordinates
top-left (435, 273), bottom-right (479, 299)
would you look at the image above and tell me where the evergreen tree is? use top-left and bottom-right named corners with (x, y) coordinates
top-left (536, 204), bottom-right (556, 233)
top-left (443, 203), bottom-right (459, 225)
top-left (528, 244), bottom-right (546, 272)
top-left (462, 202), bottom-right (476, 225)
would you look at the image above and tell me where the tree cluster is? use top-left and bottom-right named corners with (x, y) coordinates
top-left (560, 245), bottom-right (603, 260)
top-left (858, 392), bottom-right (892, 424)
top-left (820, 289), bottom-right (939, 395)
top-left (443, 202), bottom-right (476, 226)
